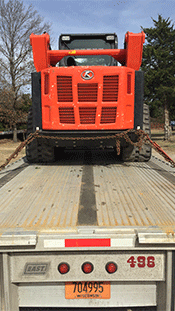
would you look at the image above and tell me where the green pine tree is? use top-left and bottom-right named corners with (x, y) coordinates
top-left (141, 15), bottom-right (175, 140)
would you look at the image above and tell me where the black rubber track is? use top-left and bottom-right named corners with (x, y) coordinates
top-left (121, 104), bottom-right (152, 162)
top-left (26, 107), bottom-right (55, 163)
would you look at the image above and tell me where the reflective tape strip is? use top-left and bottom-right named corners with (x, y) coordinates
top-left (44, 238), bottom-right (110, 248)
top-left (44, 237), bottom-right (134, 248)
top-left (44, 239), bottom-right (65, 248)
top-left (111, 238), bottom-right (135, 247)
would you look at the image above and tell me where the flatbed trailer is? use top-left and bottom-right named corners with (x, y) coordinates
top-left (0, 151), bottom-right (175, 311)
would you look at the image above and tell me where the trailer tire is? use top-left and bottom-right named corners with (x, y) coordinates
top-left (26, 107), bottom-right (55, 163)
top-left (121, 104), bottom-right (152, 162)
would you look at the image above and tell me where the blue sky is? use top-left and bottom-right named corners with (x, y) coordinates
top-left (24, 0), bottom-right (175, 49)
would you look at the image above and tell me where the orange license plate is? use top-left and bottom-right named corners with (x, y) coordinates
top-left (65, 281), bottom-right (110, 299)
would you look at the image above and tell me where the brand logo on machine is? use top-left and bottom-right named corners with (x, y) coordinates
top-left (81, 70), bottom-right (94, 80)
top-left (24, 263), bottom-right (49, 275)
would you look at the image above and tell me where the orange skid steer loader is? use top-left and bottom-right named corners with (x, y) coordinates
top-left (26, 31), bottom-right (151, 162)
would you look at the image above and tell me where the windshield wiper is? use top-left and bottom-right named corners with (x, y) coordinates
top-left (63, 41), bottom-right (71, 50)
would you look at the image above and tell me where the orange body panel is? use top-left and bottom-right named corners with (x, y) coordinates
top-left (30, 33), bottom-right (50, 72)
top-left (125, 32), bottom-right (145, 70)
top-left (41, 66), bottom-right (135, 130)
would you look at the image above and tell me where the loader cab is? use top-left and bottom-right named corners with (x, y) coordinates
top-left (59, 33), bottom-right (118, 67)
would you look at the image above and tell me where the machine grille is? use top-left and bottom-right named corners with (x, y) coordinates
top-left (79, 107), bottom-right (97, 124)
top-left (57, 76), bottom-right (73, 102)
top-left (78, 83), bottom-right (98, 102)
top-left (100, 107), bottom-right (117, 124)
top-left (103, 75), bottom-right (119, 102)
top-left (59, 107), bottom-right (75, 124)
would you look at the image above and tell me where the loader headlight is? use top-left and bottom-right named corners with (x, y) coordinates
top-left (62, 36), bottom-right (70, 41)
top-left (106, 35), bottom-right (115, 41)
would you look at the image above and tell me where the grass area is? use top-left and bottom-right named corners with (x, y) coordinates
top-left (151, 129), bottom-right (175, 152)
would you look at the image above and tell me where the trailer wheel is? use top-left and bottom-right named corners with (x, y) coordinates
top-left (121, 104), bottom-right (152, 162)
top-left (26, 107), bottom-right (55, 163)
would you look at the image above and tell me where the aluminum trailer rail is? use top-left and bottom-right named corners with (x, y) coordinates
top-left (0, 150), bottom-right (175, 311)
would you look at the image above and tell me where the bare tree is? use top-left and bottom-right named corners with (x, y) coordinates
top-left (0, 88), bottom-right (25, 134)
top-left (0, 0), bottom-right (51, 141)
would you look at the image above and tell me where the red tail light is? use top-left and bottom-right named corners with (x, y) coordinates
top-left (82, 262), bottom-right (94, 274)
top-left (58, 262), bottom-right (70, 274)
top-left (106, 262), bottom-right (117, 274)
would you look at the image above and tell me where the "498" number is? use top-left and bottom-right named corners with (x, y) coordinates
top-left (127, 256), bottom-right (155, 268)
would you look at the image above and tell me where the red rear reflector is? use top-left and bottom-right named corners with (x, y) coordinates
top-left (82, 262), bottom-right (94, 274)
top-left (58, 262), bottom-right (70, 274)
top-left (106, 262), bottom-right (117, 274)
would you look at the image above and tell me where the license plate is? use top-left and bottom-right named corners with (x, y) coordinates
top-left (65, 281), bottom-right (110, 299)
